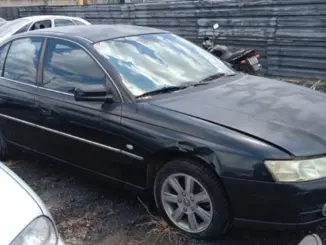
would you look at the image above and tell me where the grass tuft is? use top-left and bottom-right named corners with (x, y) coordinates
top-left (136, 197), bottom-right (186, 245)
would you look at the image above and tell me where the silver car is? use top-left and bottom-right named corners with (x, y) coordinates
top-left (0, 162), bottom-right (65, 245)
top-left (0, 15), bottom-right (90, 42)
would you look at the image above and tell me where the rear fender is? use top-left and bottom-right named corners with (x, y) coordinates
top-left (229, 49), bottom-right (255, 63)
top-left (210, 44), bottom-right (229, 57)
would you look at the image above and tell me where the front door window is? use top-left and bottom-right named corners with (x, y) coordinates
top-left (42, 38), bottom-right (106, 93)
top-left (30, 20), bottom-right (52, 31)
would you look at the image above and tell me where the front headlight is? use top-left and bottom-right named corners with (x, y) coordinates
top-left (10, 216), bottom-right (58, 245)
top-left (265, 157), bottom-right (326, 182)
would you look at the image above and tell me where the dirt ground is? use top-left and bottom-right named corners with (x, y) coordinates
top-left (4, 79), bottom-right (326, 245)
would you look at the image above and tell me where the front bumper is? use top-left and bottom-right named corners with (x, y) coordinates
top-left (222, 176), bottom-right (326, 229)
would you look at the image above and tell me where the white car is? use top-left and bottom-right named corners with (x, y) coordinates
top-left (0, 15), bottom-right (90, 42)
top-left (0, 162), bottom-right (65, 245)
top-left (0, 17), bottom-right (6, 27)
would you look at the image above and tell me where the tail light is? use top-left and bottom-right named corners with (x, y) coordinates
top-left (241, 60), bottom-right (247, 64)
top-left (247, 53), bottom-right (260, 59)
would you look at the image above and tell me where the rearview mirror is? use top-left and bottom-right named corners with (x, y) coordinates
top-left (213, 23), bottom-right (219, 29)
top-left (74, 85), bottom-right (112, 102)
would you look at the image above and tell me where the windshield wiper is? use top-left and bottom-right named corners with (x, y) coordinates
top-left (196, 73), bottom-right (238, 84)
top-left (197, 72), bottom-right (226, 83)
top-left (136, 85), bottom-right (188, 98)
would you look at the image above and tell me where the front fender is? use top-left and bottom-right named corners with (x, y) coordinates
top-left (146, 133), bottom-right (276, 183)
top-left (121, 103), bottom-right (291, 187)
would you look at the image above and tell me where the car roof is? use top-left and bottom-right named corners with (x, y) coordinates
top-left (25, 24), bottom-right (168, 43)
top-left (21, 15), bottom-right (84, 21)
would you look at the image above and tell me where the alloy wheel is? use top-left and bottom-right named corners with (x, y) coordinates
top-left (160, 173), bottom-right (213, 233)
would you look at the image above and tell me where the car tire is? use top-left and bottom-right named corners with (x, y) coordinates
top-left (154, 158), bottom-right (230, 240)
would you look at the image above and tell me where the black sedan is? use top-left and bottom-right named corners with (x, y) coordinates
top-left (0, 24), bottom-right (326, 239)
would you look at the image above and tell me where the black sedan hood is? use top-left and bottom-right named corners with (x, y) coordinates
top-left (150, 75), bottom-right (326, 157)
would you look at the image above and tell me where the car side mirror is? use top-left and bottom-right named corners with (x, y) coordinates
top-left (74, 85), bottom-right (113, 102)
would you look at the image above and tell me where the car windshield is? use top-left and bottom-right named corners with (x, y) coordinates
top-left (93, 33), bottom-right (235, 96)
top-left (0, 19), bottom-right (31, 37)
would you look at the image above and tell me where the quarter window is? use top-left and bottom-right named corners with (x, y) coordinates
top-left (3, 37), bottom-right (43, 84)
top-left (42, 38), bottom-right (106, 93)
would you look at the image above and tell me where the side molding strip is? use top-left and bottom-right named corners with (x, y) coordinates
top-left (0, 113), bottom-right (144, 161)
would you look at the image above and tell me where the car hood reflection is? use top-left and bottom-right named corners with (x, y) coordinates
top-left (150, 75), bottom-right (326, 157)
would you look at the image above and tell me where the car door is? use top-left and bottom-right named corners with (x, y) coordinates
top-left (53, 19), bottom-right (75, 27)
top-left (34, 38), bottom-right (139, 186)
top-left (0, 37), bottom-right (44, 149)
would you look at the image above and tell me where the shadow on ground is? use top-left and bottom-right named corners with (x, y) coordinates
top-left (5, 153), bottom-right (324, 245)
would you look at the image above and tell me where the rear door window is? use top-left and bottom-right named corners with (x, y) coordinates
top-left (3, 37), bottom-right (43, 84)
top-left (42, 38), bottom-right (105, 93)
top-left (72, 19), bottom-right (87, 25)
top-left (54, 19), bottom-right (75, 27)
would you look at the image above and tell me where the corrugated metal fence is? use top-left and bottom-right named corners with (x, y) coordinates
top-left (0, 0), bottom-right (124, 7)
top-left (0, 0), bottom-right (75, 7)
top-left (1, 0), bottom-right (325, 79)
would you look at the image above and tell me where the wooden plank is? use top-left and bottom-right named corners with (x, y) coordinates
top-left (268, 57), bottom-right (326, 70)
top-left (277, 16), bottom-right (326, 28)
top-left (275, 28), bottom-right (326, 40)
top-left (198, 27), bottom-right (275, 38)
top-left (268, 67), bottom-right (326, 80)
top-left (197, 17), bottom-right (277, 28)
top-left (134, 18), bottom-right (198, 27)
top-left (267, 46), bottom-right (326, 59)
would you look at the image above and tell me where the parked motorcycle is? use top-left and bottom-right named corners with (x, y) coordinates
top-left (202, 23), bottom-right (262, 75)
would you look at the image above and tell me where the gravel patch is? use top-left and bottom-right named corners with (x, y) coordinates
top-left (5, 152), bottom-right (323, 245)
